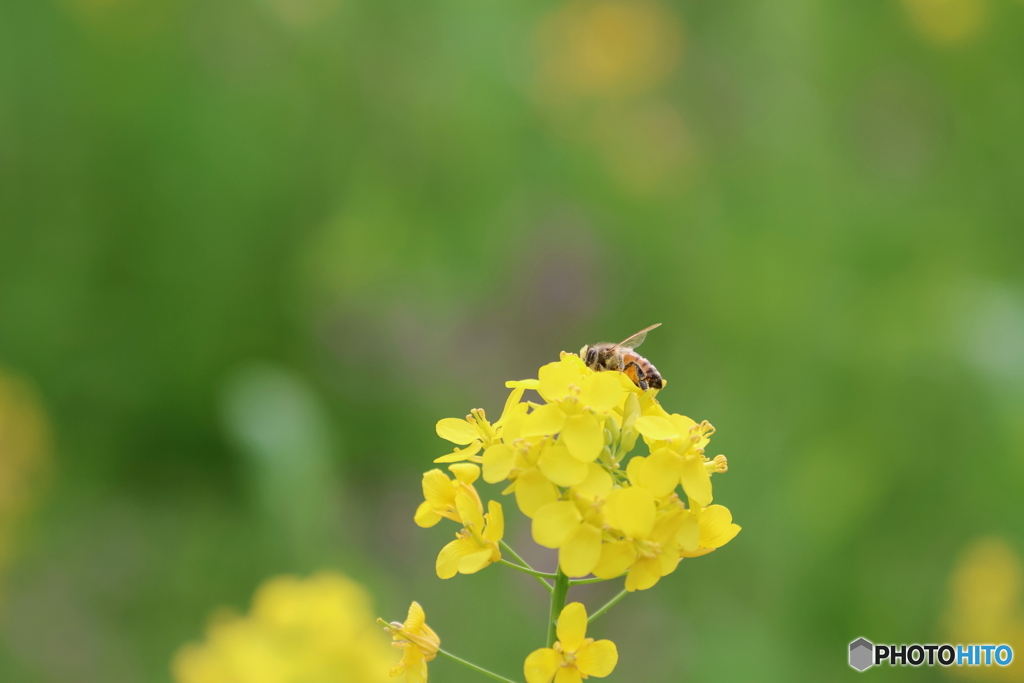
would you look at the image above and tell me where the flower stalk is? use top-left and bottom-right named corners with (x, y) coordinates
top-left (438, 649), bottom-right (522, 683)
top-left (545, 568), bottom-right (571, 648)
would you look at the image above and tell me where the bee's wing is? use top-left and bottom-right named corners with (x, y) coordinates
top-left (613, 323), bottom-right (661, 350)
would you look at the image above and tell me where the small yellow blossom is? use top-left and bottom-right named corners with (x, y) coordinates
top-left (679, 504), bottom-right (742, 558)
top-left (592, 487), bottom-right (687, 591)
top-left (414, 464), bottom-right (482, 528)
top-left (483, 438), bottom-right (583, 518)
top-left (434, 386), bottom-right (528, 463)
top-left (532, 496), bottom-right (605, 578)
top-left (524, 602), bottom-right (618, 683)
top-left (633, 414), bottom-right (717, 506)
top-left (436, 497), bottom-right (504, 579)
top-left (379, 602), bottom-right (440, 683)
top-left (521, 356), bottom-right (626, 463)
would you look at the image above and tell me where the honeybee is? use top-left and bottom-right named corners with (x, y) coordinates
top-left (580, 323), bottom-right (664, 390)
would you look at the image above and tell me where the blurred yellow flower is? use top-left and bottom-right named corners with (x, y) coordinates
top-left (534, 0), bottom-right (683, 101)
top-left (902, 0), bottom-right (988, 46)
top-left (379, 602), bottom-right (441, 683)
top-left (0, 367), bottom-right (51, 602)
top-left (524, 602), bottom-right (617, 683)
top-left (172, 572), bottom-right (392, 683)
top-left (944, 537), bottom-right (1024, 682)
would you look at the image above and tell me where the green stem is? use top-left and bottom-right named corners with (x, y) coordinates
top-left (498, 560), bottom-right (558, 580)
top-left (499, 541), bottom-right (553, 593)
top-left (437, 648), bottom-right (522, 683)
top-left (569, 576), bottom-right (612, 586)
top-left (588, 589), bottom-right (628, 623)
top-left (546, 567), bottom-right (570, 647)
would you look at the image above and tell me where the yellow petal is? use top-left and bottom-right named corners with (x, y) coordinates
top-left (680, 546), bottom-right (716, 558)
top-left (578, 372), bottom-right (624, 412)
top-left (532, 501), bottom-right (582, 548)
top-left (676, 511), bottom-right (700, 551)
top-left (538, 360), bottom-right (581, 403)
top-left (604, 487), bottom-right (656, 539)
top-left (593, 539), bottom-right (638, 579)
top-left (634, 415), bottom-right (679, 441)
top-left (404, 601), bottom-right (426, 631)
top-left (500, 403), bottom-right (528, 441)
top-left (559, 523), bottom-right (602, 578)
top-left (556, 602), bottom-right (588, 652)
top-left (449, 463), bottom-right (480, 485)
top-left (572, 464), bottom-right (613, 500)
top-left (414, 500), bottom-right (442, 528)
top-left (455, 489), bottom-right (484, 533)
top-left (651, 508), bottom-right (685, 544)
top-left (507, 378), bottom-right (541, 389)
top-left (434, 441), bottom-right (483, 463)
top-left (482, 444), bottom-right (516, 483)
top-left (680, 455), bottom-right (712, 507)
top-left (496, 386), bottom-right (526, 426)
top-left (422, 469), bottom-right (455, 509)
top-left (483, 500), bottom-right (504, 543)
top-left (436, 418), bottom-right (479, 445)
top-left (524, 648), bottom-right (560, 683)
top-left (521, 403), bottom-right (567, 437)
top-left (537, 442), bottom-right (589, 487)
top-left (514, 467), bottom-right (559, 518)
top-left (561, 414), bottom-right (604, 462)
top-left (554, 668), bottom-right (583, 683)
top-left (575, 639), bottom-right (618, 678)
top-left (699, 505), bottom-right (741, 548)
top-left (458, 548), bottom-right (496, 575)
top-left (658, 544), bottom-right (681, 577)
top-left (669, 414), bottom-right (697, 435)
top-left (625, 556), bottom-right (662, 591)
top-left (639, 448), bottom-right (682, 498)
top-left (437, 538), bottom-right (477, 579)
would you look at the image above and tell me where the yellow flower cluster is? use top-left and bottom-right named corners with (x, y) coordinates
top-left (173, 572), bottom-right (393, 683)
top-left (426, 353), bottom-right (740, 592)
top-left (392, 350), bottom-right (742, 682)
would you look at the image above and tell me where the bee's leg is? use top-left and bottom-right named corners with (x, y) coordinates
top-left (624, 361), bottom-right (649, 390)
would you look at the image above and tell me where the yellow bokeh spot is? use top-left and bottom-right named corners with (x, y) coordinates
top-left (944, 537), bottom-right (1024, 681)
top-left (902, 0), bottom-right (988, 46)
top-left (0, 368), bottom-right (51, 602)
top-left (534, 0), bottom-right (683, 102)
top-left (172, 572), bottom-right (393, 683)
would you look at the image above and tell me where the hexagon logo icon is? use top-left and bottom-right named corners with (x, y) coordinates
top-left (849, 638), bottom-right (874, 671)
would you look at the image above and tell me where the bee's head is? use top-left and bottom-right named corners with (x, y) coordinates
top-left (580, 345), bottom-right (596, 368)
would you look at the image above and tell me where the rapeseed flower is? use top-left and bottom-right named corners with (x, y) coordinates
top-left (380, 602), bottom-right (440, 683)
top-left (591, 487), bottom-right (687, 591)
top-left (524, 602), bottom-right (618, 683)
top-left (414, 464), bottom-right (482, 528)
top-left (434, 386), bottom-right (528, 463)
top-left (531, 496), bottom-right (606, 578)
top-left (436, 496), bottom-right (504, 579)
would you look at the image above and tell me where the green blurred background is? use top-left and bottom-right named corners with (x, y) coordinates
top-left (1, 0), bottom-right (1023, 680)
